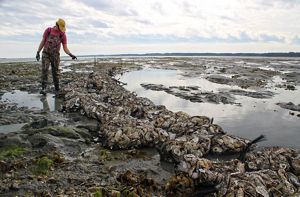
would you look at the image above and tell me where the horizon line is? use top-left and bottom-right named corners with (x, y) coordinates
top-left (1, 51), bottom-right (300, 59)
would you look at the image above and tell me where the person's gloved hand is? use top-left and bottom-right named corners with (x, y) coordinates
top-left (69, 53), bottom-right (77, 60)
top-left (36, 51), bottom-right (40, 61)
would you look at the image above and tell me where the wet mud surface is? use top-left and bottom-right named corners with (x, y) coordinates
top-left (0, 57), bottom-right (300, 196)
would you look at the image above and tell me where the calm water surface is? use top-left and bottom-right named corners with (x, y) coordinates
top-left (1, 90), bottom-right (58, 111)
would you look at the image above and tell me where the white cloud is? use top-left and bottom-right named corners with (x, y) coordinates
top-left (0, 0), bottom-right (299, 57)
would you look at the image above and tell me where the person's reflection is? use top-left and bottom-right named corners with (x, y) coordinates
top-left (40, 95), bottom-right (50, 111)
top-left (40, 95), bottom-right (63, 111)
top-left (54, 96), bottom-right (63, 111)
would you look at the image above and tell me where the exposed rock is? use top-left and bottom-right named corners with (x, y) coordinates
top-left (277, 102), bottom-right (300, 112)
top-left (141, 83), bottom-right (237, 104)
top-left (229, 89), bottom-right (275, 99)
top-left (0, 133), bottom-right (31, 148)
top-left (206, 75), bottom-right (234, 85)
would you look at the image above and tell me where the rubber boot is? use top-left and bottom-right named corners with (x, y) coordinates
top-left (54, 82), bottom-right (64, 98)
top-left (54, 82), bottom-right (60, 92)
top-left (40, 83), bottom-right (47, 95)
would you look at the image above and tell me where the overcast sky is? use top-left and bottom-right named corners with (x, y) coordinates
top-left (1, 0), bottom-right (300, 58)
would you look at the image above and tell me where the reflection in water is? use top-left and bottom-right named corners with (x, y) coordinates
top-left (0, 123), bottom-right (26, 133)
top-left (1, 90), bottom-right (62, 112)
top-left (40, 96), bottom-right (50, 111)
top-left (40, 95), bottom-right (63, 112)
top-left (119, 68), bottom-right (300, 149)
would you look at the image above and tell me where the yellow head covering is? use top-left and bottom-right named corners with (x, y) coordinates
top-left (56, 18), bottom-right (66, 32)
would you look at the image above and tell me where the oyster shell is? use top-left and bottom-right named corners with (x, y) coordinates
top-left (211, 134), bottom-right (250, 154)
top-left (244, 147), bottom-right (297, 172)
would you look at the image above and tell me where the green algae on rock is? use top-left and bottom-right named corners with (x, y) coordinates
top-left (0, 146), bottom-right (26, 160)
top-left (32, 156), bottom-right (54, 175)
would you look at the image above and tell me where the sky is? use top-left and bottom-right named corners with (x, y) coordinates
top-left (0, 0), bottom-right (300, 58)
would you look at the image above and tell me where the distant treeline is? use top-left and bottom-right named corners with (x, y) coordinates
top-left (112, 52), bottom-right (300, 57)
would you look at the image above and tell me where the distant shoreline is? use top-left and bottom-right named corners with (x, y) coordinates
top-left (109, 52), bottom-right (300, 57)
top-left (1, 52), bottom-right (300, 60)
top-left (77, 52), bottom-right (300, 58)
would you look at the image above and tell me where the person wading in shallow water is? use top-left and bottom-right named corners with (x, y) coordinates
top-left (36, 18), bottom-right (77, 96)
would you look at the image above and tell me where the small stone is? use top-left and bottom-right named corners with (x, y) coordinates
top-left (0, 160), bottom-right (10, 173)
top-left (48, 177), bottom-right (56, 184)
top-left (10, 181), bottom-right (20, 190)
top-left (44, 193), bottom-right (52, 197)
top-left (37, 176), bottom-right (43, 181)
top-left (88, 186), bottom-right (102, 193)
top-left (108, 165), bottom-right (117, 172)
top-left (5, 173), bottom-right (12, 178)
top-left (289, 112), bottom-right (295, 116)
top-left (286, 85), bottom-right (296, 90)
top-left (28, 175), bottom-right (35, 180)
top-left (65, 188), bottom-right (76, 195)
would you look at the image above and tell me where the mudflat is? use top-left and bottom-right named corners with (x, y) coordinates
top-left (0, 57), bottom-right (299, 196)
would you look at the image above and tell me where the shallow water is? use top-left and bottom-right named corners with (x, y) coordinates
top-left (0, 123), bottom-right (26, 133)
top-left (118, 66), bottom-right (300, 149)
top-left (1, 90), bottom-right (60, 111)
top-left (107, 147), bottom-right (174, 181)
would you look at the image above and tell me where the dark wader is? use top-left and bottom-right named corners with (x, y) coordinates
top-left (41, 32), bottom-right (62, 92)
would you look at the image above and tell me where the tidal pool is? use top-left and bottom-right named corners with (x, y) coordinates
top-left (1, 90), bottom-right (61, 112)
top-left (0, 123), bottom-right (26, 133)
top-left (118, 67), bottom-right (300, 149)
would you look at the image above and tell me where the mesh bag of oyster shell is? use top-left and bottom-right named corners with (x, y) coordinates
top-left (176, 155), bottom-right (215, 176)
top-left (87, 73), bottom-right (143, 106)
top-left (176, 154), bottom-right (245, 176)
top-left (100, 116), bottom-right (158, 149)
top-left (290, 156), bottom-right (300, 176)
top-left (63, 91), bottom-right (84, 112)
top-left (211, 134), bottom-right (250, 154)
top-left (218, 169), bottom-right (299, 196)
top-left (175, 154), bottom-right (225, 186)
top-left (154, 111), bottom-right (191, 132)
top-left (244, 147), bottom-right (298, 172)
top-left (154, 112), bottom-right (224, 138)
top-left (154, 113), bottom-right (177, 130)
top-left (197, 156), bottom-right (298, 196)
top-left (63, 90), bottom-right (112, 121)
top-left (210, 159), bottom-right (246, 174)
top-left (158, 135), bottom-right (211, 162)
top-left (63, 73), bottom-right (158, 119)
top-left (167, 113), bottom-right (212, 136)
